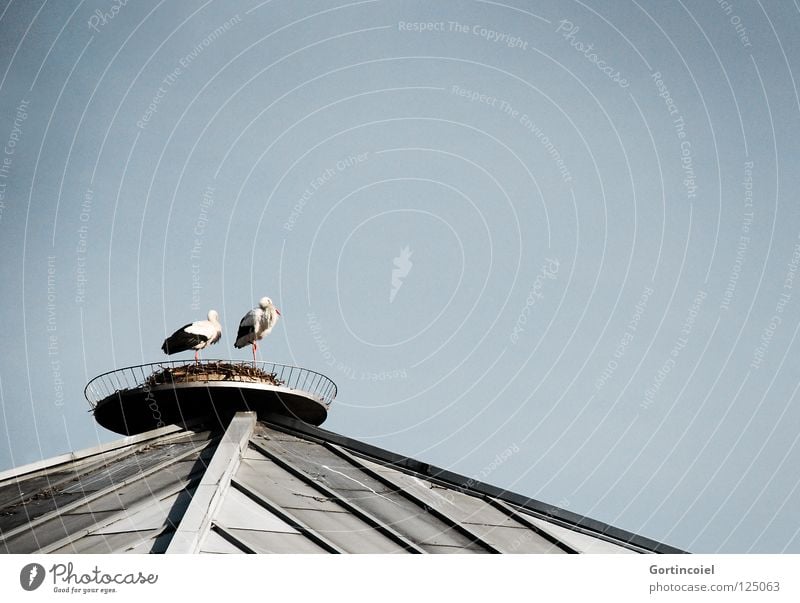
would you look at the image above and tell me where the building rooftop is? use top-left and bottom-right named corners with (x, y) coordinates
top-left (0, 361), bottom-right (683, 554)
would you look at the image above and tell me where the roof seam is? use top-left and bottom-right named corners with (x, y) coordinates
top-left (230, 479), bottom-right (344, 553)
top-left (262, 416), bottom-right (684, 554)
top-left (209, 524), bottom-right (256, 554)
top-left (248, 439), bottom-right (425, 554)
top-left (486, 497), bottom-right (579, 554)
top-left (0, 439), bottom-right (213, 550)
top-left (500, 500), bottom-right (655, 554)
top-left (0, 424), bottom-right (188, 484)
top-left (38, 470), bottom-right (210, 554)
top-left (0, 434), bottom-right (206, 511)
top-left (323, 442), bottom-right (502, 554)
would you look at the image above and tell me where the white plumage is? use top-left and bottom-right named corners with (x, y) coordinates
top-left (234, 297), bottom-right (280, 363)
top-left (161, 309), bottom-right (222, 362)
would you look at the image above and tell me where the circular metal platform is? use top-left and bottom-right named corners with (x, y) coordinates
top-left (85, 360), bottom-right (336, 435)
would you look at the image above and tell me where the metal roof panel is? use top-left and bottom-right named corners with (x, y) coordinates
top-left (284, 507), bottom-right (407, 553)
top-left (224, 528), bottom-right (330, 554)
top-left (92, 492), bottom-right (185, 534)
top-left (214, 487), bottom-right (298, 534)
top-left (49, 530), bottom-right (160, 554)
top-left (0, 403), bottom-right (679, 554)
top-left (256, 438), bottom-right (488, 551)
top-left (462, 522), bottom-right (566, 553)
top-left (0, 424), bottom-right (187, 483)
top-left (524, 515), bottom-right (639, 554)
top-left (235, 457), bottom-right (344, 513)
top-left (2, 510), bottom-right (120, 553)
top-left (199, 529), bottom-right (247, 554)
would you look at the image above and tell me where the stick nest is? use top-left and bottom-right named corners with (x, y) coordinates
top-left (144, 361), bottom-right (284, 388)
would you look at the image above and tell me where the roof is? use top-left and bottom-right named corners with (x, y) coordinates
top-left (0, 411), bottom-right (683, 554)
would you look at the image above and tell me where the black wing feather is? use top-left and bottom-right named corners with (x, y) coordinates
top-left (234, 323), bottom-right (255, 348)
top-left (161, 323), bottom-right (209, 354)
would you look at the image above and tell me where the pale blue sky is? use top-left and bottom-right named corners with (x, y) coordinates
top-left (1, 0), bottom-right (799, 553)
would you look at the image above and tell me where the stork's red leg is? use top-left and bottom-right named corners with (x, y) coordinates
top-left (252, 342), bottom-right (258, 366)
top-left (195, 349), bottom-right (199, 364)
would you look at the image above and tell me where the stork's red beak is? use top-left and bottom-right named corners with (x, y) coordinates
top-left (276, 308), bottom-right (281, 316)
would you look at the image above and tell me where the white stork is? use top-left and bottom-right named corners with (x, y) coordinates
top-left (161, 309), bottom-right (222, 362)
top-left (234, 297), bottom-right (280, 364)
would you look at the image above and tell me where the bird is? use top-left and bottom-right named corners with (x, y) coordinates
top-left (161, 309), bottom-right (222, 363)
top-left (234, 297), bottom-right (281, 364)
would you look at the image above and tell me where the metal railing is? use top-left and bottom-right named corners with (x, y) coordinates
top-left (84, 360), bottom-right (337, 409)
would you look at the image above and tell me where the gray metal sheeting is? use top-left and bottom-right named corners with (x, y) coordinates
top-left (215, 488), bottom-right (298, 534)
top-left (0, 431), bottom-right (213, 554)
top-left (221, 529), bottom-right (329, 554)
top-left (199, 529), bottom-right (246, 554)
top-left (50, 530), bottom-right (160, 554)
top-left (0, 418), bottom-right (663, 554)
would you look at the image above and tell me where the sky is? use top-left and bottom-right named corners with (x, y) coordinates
top-left (0, 0), bottom-right (799, 554)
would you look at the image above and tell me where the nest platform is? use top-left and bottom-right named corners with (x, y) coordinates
top-left (85, 360), bottom-right (337, 435)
